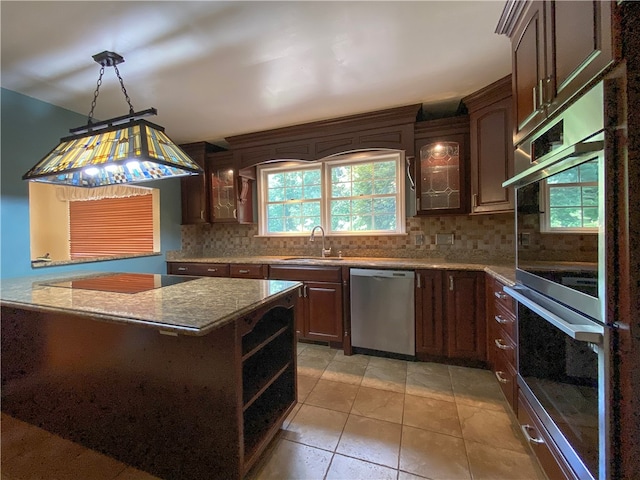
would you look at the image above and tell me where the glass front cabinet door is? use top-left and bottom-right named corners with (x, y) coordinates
top-left (414, 117), bottom-right (469, 215)
top-left (207, 152), bottom-right (255, 224)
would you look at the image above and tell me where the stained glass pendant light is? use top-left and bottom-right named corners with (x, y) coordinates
top-left (22, 51), bottom-right (203, 188)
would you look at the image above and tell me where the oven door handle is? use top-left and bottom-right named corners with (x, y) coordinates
top-left (504, 286), bottom-right (604, 344)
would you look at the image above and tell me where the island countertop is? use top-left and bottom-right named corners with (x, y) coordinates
top-left (0, 271), bottom-right (301, 336)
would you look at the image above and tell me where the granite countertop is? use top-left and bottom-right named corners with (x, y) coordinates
top-left (0, 271), bottom-right (301, 336)
top-left (167, 255), bottom-right (517, 286)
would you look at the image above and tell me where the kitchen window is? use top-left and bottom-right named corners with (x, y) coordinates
top-left (540, 159), bottom-right (599, 233)
top-left (29, 183), bottom-right (160, 264)
top-left (257, 151), bottom-right (406, 236)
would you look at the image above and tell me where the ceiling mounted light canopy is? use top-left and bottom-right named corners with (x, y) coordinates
top-left (23, 51), bottom-right (203, 188)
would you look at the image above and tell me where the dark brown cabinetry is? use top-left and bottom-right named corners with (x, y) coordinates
top-left (463, 75), bottom-right (515, 214)
top-left (415, 269), bottom-right (485, 365)
top-left (499, 1), bottom-right (613, 143)
top-left (179, 142), bottom-right (225, 225)
top-left (239, 301), bottom-right (297, 474)
top-left (268, 265), bottom-right (343, 344)
top-left (167, 262), bottom-right (266, 279)
top-left (167, 262), bottom-right (230, 277)
top-left (414, 116), bottom-right (470, 215)
top-left (207, 151), bottom-right (255, 224)
top-left (230, 263), bottom-right (267, 279)
top-left (445, 271), bottom-right (486, 363)
top-left (415, 270), bottom-right (444, 357)
top-left (517, 391), bottom-right (579, 480)
top-left (486, 276), bottom-right (518, 410)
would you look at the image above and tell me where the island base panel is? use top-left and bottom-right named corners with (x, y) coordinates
top-left (1, 307), bottom-right (243, 480)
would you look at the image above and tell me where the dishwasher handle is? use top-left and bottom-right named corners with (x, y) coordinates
top-left (350, 268), bottom-right (414, 279)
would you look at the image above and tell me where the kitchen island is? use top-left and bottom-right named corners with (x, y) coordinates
top-left (1, 272), bottom-right (301, 480)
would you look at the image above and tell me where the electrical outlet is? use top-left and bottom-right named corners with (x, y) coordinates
top-left (435, 233), bottom-right (454, 245)
top-left (519, 232), bottom-right (531, 247)
top-left (414, 234), bottom-right (424, 246)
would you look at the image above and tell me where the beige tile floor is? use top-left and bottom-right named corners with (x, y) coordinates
top-left (1, 343), bottom-right (547, 480)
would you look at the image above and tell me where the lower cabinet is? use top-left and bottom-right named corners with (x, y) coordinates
top-left (167, 262), bottom-right (229, 277)
top-left (415, 269), bottom-right (486, 364)
top-left (415, 270), bottom-right (444, 356)
top-left (486, 276), bottom-right (518, 411)
top-left (517, 391), bottom-right (579, 480)
top-left (167, 262), bottom-right (266, 279)
top-left (269, 265), bottom-right (343, 344)
top-left (445, 271), bottom-right (486, 362)
top-left (230, 263), bottom-right (267, 279)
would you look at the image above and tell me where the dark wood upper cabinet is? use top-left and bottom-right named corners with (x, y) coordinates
top-left (179, 141), bottom-right (224, 225)
top-left (498, 1), bottom-right (614, 144)
top-left (206, 151), bottom-right (255, 224)
top-left (226, 104), bottom-right (421, 169)
top-left (463, 75), bottom-right (515, 214)
top-left (414, 116), bottom-right (470, 216)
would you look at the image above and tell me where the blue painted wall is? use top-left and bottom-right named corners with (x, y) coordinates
top-left (0, 88), bottom-right (183, 279)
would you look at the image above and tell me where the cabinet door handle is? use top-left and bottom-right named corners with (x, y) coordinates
top-left (233, 208), bottom-right (237, 219)
top-left (416, 273), bottom-right (422, 289)
top-left (200, 210), bottom-right (205, 220)
top-left (303, 285), bottom-right (308, 297)
top-left (521, 424), bottom-right (545, 445)
top-left (238, 269), bottom-right (250, 274)
top-left (472, 193), bottom-right (478, 207)
top-left (406, 157), bottom-right (416, 192)
top-left (495, 315), bottom-right (512, 325)
top-left (495, 371), bottom-right (508, 384)
top-left (533, 85), bottom-right (538, 111)
top-left (178, 267), bottom-right (187, 272)
top-left (494, 291), bottom-right (508, 300)
top-left (538, 78), bottom-right (544, 110)
top-left (449, 275), bottom-right (454, 291)
top-left (494, 338), bottom-right (513, 350)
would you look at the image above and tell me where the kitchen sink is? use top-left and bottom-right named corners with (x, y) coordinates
top-left (283, 257), bottom-right (344, 262)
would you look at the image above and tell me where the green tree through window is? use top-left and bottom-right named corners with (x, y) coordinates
top-left (543, 159), bottom-right (599, 232)
top-left (258, 152), bottom-right (405, 236)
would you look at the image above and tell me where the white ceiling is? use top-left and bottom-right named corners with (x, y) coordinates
top-left (1, 1), bottom-right (511, 146)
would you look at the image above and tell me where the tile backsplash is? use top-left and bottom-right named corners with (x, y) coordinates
top-left (178, 214), bottom-right (517, 263)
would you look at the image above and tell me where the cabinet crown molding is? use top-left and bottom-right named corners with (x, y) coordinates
top-left (495, 0), bottom-right (528, 37)
top-left (462, 75), bottom-right (512, 112)
top-left (226, 104), bottom-right (422, 149)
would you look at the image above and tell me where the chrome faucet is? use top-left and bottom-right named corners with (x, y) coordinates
top-left (310, 225), bottom-right (331, 257)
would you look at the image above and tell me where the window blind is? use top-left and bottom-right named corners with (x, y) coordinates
top-left (69, 194), bottom-right (154, 258)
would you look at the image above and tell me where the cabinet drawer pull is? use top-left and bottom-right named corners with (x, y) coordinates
top-left (521, 424), bottom-right (545, 445)
top-left (494, 315), bottom-right (512, 325)
top-left (495, 371), bottom-right (508, 384)
top-left (238, 269), bottom-right (250, 274)
top-left (494, 338), bottom-right (513, 350)
top-left (207, 268), bottom-right (218, 272)
top-left (494, 291), bottom-right (508, 300)
top-left (177, 267), bottom-right (187, 272)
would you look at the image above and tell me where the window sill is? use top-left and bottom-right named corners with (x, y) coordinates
top-left (31, 252), bottom-right (162, 269)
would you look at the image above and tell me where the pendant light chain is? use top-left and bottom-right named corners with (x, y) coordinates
top-left (87, 65), bottom-right (105, 125)
top-left (113, 64), bottom-right (135, 115)
top-left (87, 59), bottom-right (135, 124)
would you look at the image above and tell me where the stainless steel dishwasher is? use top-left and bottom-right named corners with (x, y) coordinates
top-left (350, 269), bottom-right (415, 356)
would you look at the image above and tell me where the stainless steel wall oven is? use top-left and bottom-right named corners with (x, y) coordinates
top-left (504, 81), bottom-right (611, 480)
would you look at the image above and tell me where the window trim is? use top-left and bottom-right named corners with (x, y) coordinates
top-left (257, 151), bottom-right (406, 237)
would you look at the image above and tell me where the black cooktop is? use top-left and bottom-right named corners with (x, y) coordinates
top-left (41, 273), bottom-right (199, 294)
